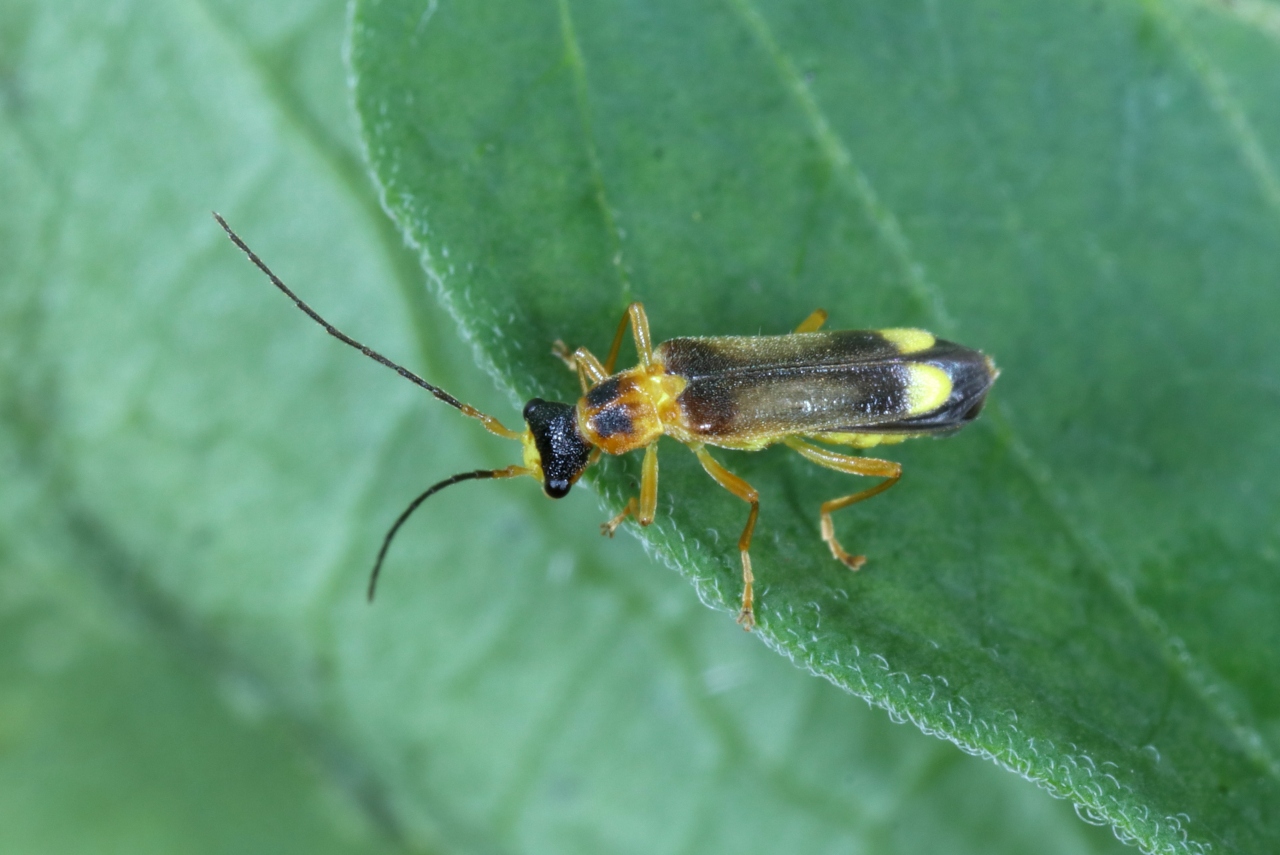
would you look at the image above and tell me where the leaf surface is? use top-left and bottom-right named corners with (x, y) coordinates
top-left (349, 0), bottom-right (1280, 852)
top-left (0, 0), bottom-right (1125, 847)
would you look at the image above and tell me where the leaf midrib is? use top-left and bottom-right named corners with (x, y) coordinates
top-left (187, 3), bottom-right (903, 851)
top-left (719, 0), bottom-right (1279, 801)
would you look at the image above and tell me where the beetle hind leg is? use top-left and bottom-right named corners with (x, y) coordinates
top-left (783, 438), bottom-right (901, 570)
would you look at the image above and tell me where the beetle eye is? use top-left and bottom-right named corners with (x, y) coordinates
top-left (544, 479), bottom-right (571, 499)
top-left (523, 399), bottom-right (543, 421)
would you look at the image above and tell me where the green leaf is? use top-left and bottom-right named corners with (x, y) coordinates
top-left (349, 0), bottom-right (1280, 852)
top-left (0, 571), bottom-right (396, 855)
top-left (6, 0), bottom-right (1124, 848)
top-left (4, 0), bottom-right (1270, 853)
top-left (5, 1), bottom-right (1119, 847)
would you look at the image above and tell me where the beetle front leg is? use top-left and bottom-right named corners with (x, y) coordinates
top-left (552, 341), bottom-right (609, 393)
top-left (601, 443), bottom-right (658, 535)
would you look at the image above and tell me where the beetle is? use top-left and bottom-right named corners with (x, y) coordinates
top-left (215, 213), bottom-right (998, 630)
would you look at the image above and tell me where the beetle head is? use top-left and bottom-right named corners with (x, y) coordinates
top-left (521, 399), bottom-right (593, 498)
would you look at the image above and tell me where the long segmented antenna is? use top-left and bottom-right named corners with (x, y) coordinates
top-left (368, 465), bottom-right (529, 600)
top-left (214, 213), bottom-right (535, 599)
top-left (213, 212), bottom-right (520, 440)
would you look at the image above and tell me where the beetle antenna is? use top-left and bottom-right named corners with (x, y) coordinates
top-left (213, 213), bottom-right (521, 440)
top-left (368, 465), bottom-right (530, 601)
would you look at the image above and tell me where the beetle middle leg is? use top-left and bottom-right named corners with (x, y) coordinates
top-left (601, 442), bottom-right (658, 536)
top-left (793, 308), bottom-right (828, 333)
top-left (783, 438), bottom-right (901, 569)
top-left (603, 302), bottom-right (654, 372)
top-left (691, 444), bottom-right (760, 631)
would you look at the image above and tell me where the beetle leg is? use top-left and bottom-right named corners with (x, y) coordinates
top-left (601, 443), bottom-right (658, 535)
top-left (551, 339), bottom-right (576, 370)
top-left (783, 438), bottom-right (901, 569)
top-left (603, 302), bottom-right (654, 372)
top-left (691, 444), bottom-right (761, 631)
top-left (551, 341), bottom-right (609, 393)
top-left (557, 300), bottom-right (654, 390)
top-left (793, 308), bottom-right (828, 333)
top-left (572, 347), bottom-right (609, 391)
top-left (601, 497), bottom-right (637, 536)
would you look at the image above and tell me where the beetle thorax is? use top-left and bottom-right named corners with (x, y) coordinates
top-left (577, 367), bottom-right (683, 455)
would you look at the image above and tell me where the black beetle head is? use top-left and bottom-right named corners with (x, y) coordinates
top-left (522, 398), bottom-right (593, 498)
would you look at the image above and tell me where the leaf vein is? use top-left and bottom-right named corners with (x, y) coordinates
top-left (728, 0), bottom-right (1280, 811)
top-left (1147, 0), bottom-right (1280, 217)
top-left (557, 0), bottom-right (633, 300)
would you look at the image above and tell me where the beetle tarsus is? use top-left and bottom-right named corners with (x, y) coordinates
top-left (735, 551), bottom-right (756, 631)
top-left (834, 548), bottom-right (868, 572)
top-left (601, 497), bottom-right (638, 537)
top-left (551, 339), bottom-right (576, 370)
top-left (820, 516), bottom-right (869, 570)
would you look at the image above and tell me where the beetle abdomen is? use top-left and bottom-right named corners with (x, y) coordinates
top-left (658, 331), bottom-right (996, 447)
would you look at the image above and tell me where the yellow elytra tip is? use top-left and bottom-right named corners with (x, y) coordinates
top-left (879, 327), bottom-right (936, 355)
top-left (904, 363), bottom-right (952, 416)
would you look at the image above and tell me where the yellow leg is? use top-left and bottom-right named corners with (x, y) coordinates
top-left (691, 444), bottom-right (760, 631)
top-left (783, 438), bottom-right (901, 570)
top-left (555, 301), bottom-right (654, 390)
top-left (793, 308), bottom-right (828, 333)
top-left (603, 302), bottom-right (654, 372)
top-left (552, 341), bottom-right (609, 393)
top-left (602, 443), bottom-right (659, 535)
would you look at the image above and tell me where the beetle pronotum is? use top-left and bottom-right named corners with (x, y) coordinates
top-left (215, 213), bottom-right (997, 630)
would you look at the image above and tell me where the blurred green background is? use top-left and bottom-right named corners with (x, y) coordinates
top-left (2, 1), bottom-right (1278, 853)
